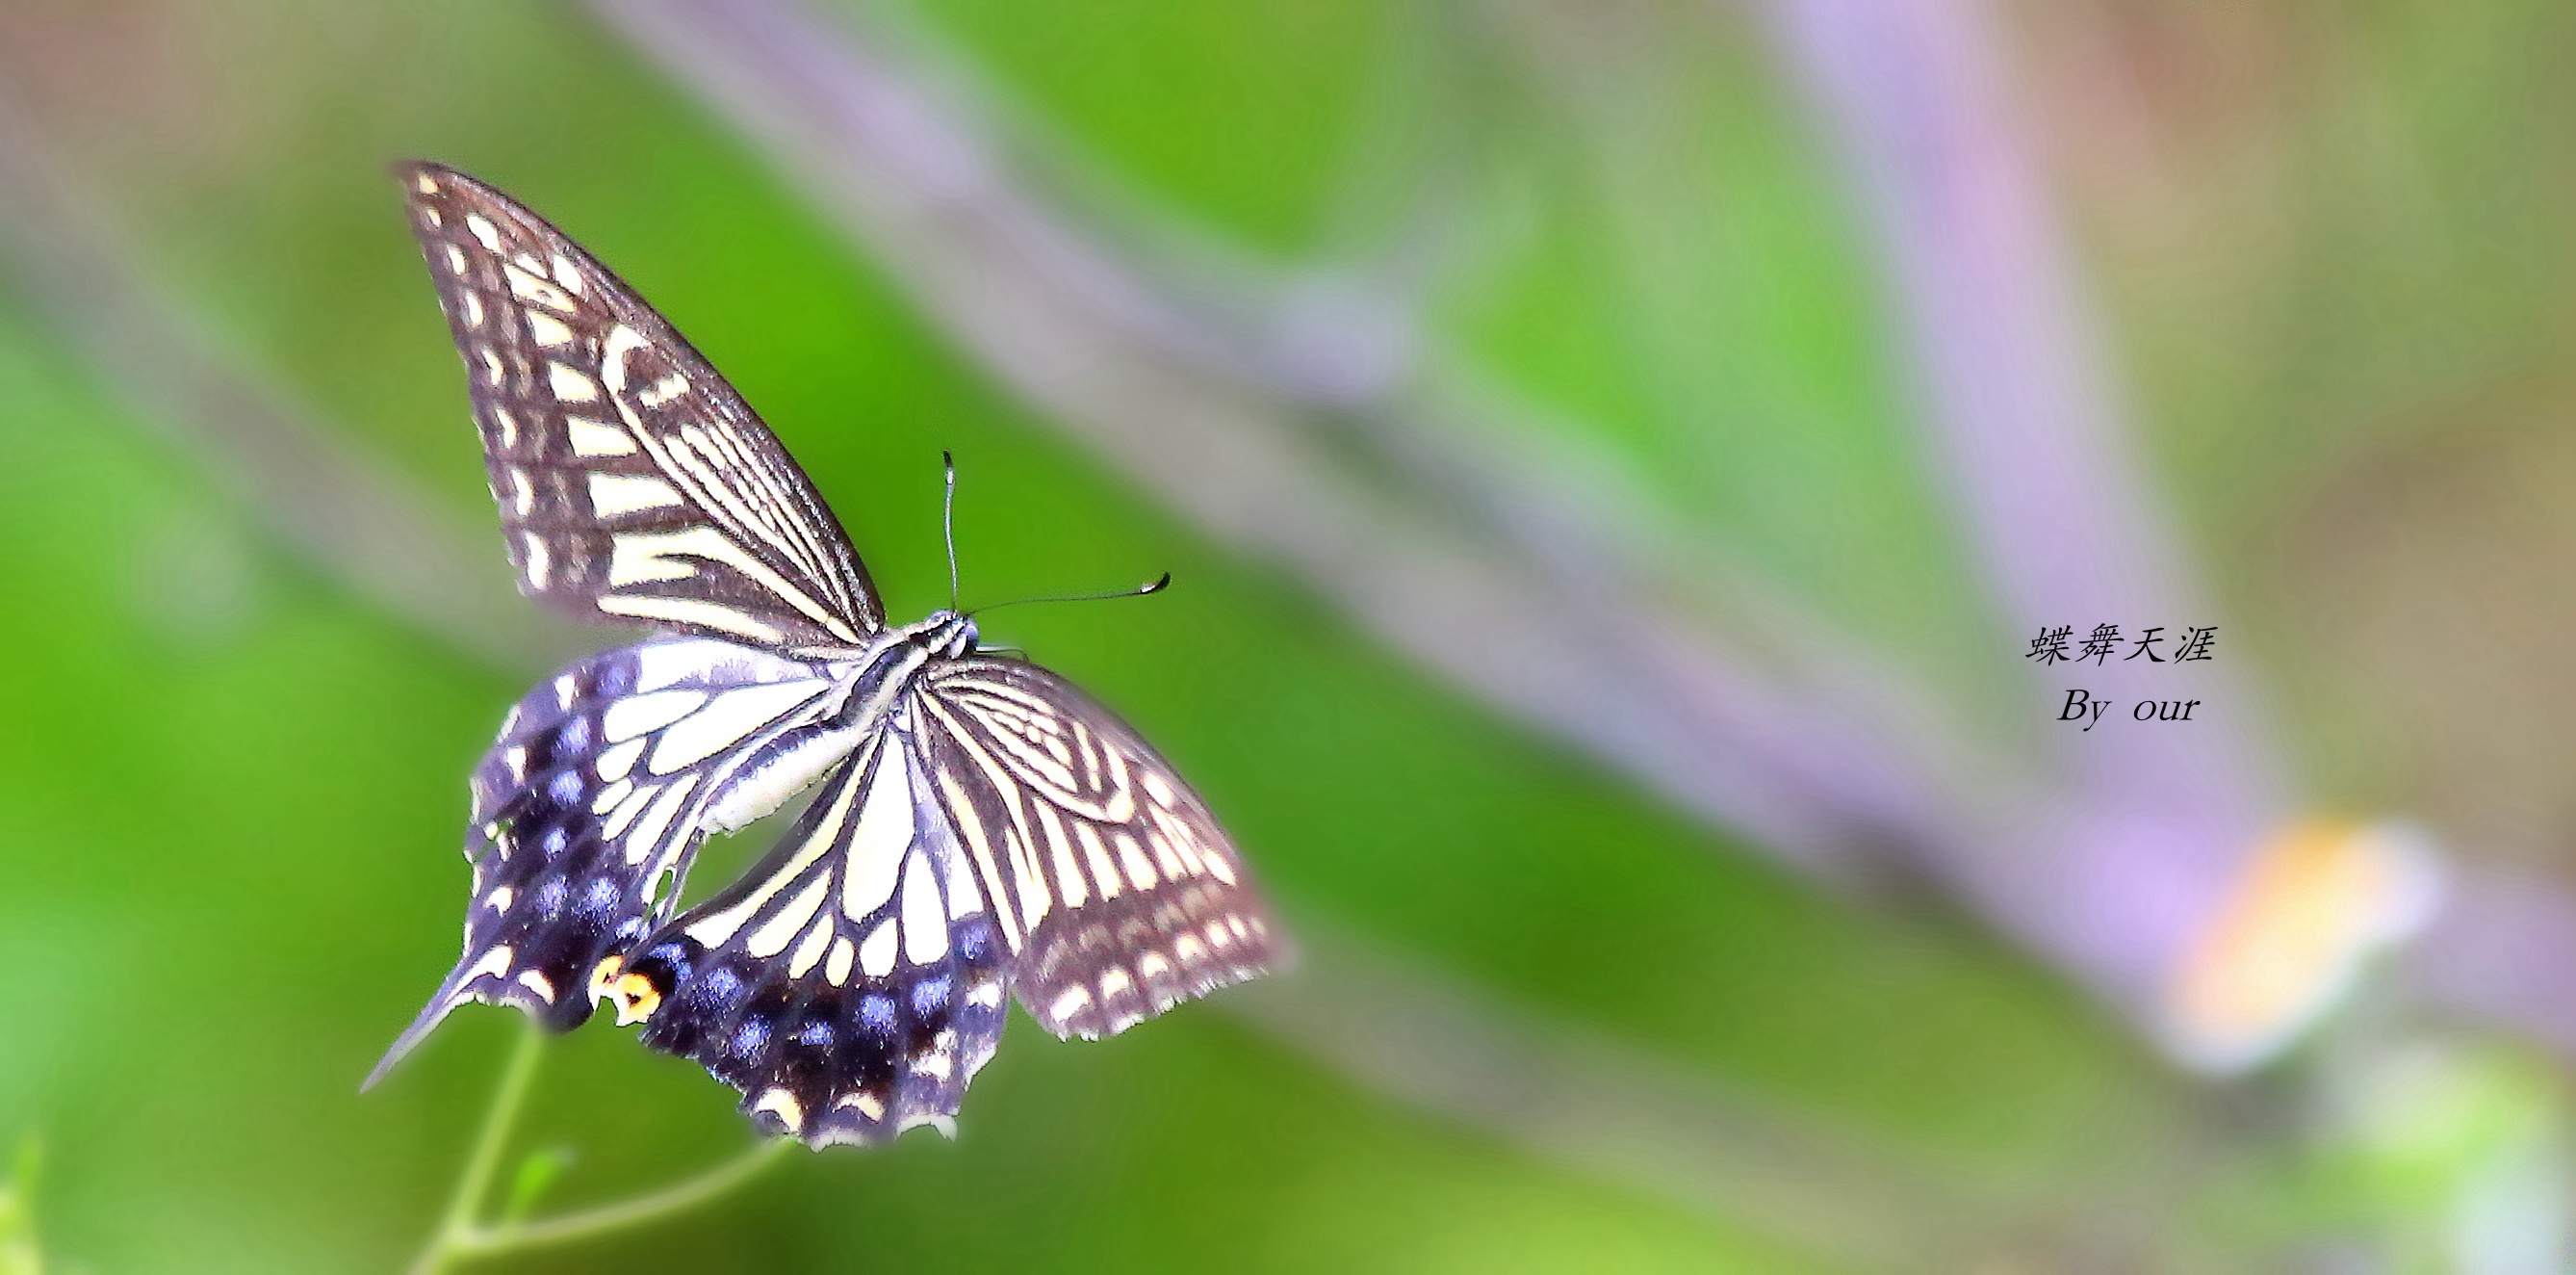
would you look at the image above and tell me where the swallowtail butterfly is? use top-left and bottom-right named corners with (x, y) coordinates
top-left (369, 164), bottom-right (1279, 1147)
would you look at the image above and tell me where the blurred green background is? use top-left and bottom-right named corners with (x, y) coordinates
top-left (2, 1), bottom-right (2573, 1271)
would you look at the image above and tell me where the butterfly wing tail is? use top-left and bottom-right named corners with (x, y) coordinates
top-left (362, 889), bottom-right (614, 1091)
top-left (362, 973), bottom-right (478, 1092)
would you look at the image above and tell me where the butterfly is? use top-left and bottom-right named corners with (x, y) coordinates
top-left (367, 163), bottom-right (1280, 1147)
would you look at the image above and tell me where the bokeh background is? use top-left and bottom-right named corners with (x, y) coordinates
top-left (2, 0), bottom-right (2573, 1270)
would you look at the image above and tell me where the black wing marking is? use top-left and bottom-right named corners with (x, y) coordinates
top-left (369, 637), bottom-right (863, 1086)
top-left (605, 720), bottom-right (1010, 1147)
top-left (400, 163), bottom-right (882, 655)
top-left (916, 659), bottom-right (1280, 1041)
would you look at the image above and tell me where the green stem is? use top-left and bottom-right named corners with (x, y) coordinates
top-left (399, 1017), bottom-right (794, 1272)
top-left (405, 1021), bottom-right (545, 1275)
top-left (448, 1138), bottom-right (793, 1260)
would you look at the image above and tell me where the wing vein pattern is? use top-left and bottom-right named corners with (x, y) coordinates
top-left (401, 163), bottom-right (880, 655)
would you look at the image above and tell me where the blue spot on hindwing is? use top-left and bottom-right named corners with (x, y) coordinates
top-left (909, 975), bottom-right (950, 1020)
top-left (593, 661), bottom-right (633, 698)
top-left (693, 967), bottom-right (743, 1008)
top-left (729, 1017), bottom-right (769, 1062)
top-left (576, 875), bottom-right (620, 923)
top-left (859, 994), bottom-right (897, 1038)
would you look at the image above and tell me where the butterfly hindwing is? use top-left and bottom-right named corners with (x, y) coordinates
top-left (400, 163), bottom-right (882, 655)
top-left (607, 721), bottom-right (1010, 1147)
top-left (916, 658), bottom-right (1280, 1040)
top-left (369, 637), bottom-right (863, 1086)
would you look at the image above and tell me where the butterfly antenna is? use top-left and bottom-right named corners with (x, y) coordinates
top-left (941, 450), bottom-right (962, 612)
top-left (970, 573), bottom-right (1172, 616)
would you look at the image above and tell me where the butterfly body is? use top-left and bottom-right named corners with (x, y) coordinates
top-left (374, 164), bottom-right (1278, 1147)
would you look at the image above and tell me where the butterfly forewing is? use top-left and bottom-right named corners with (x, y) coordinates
top-left (917, 659), bottom-right (1279, 1040)
top-left (401, 163), bottom-right (881, 655)
top-left (368, 637), bottom-right (863, 1086)
top-left (606, 723), bottom-right (1011, 1146)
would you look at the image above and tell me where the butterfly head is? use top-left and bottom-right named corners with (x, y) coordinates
top-left (914, 610), bottom-right (979, 660)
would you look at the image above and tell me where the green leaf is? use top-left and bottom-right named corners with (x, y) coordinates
top-left (499, 1144), bottom-right (576, 1231)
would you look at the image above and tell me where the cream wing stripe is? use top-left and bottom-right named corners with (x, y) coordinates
top-left (684, 737), bottom-right (874, 949)
top-left (933, 764), bottom-right (1022, 952)
top-left (593, 323), bottom-right (865, 644)
top-left (651, 680), bottom-right (833, 774)
top-left (595, 594), bottom-right (787, 646)
top-left (838, 742), bottom-right (914, 921)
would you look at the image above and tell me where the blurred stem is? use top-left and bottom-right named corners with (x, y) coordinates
top-left (1, 1133), bottom-right (42, 1275)
top-left (406, 1021), bottom-right (545, 1275)
top-left (403, 1019), bottom-right (791, 1272)
top-left (447, 1139), bottom-right (792, 1260)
